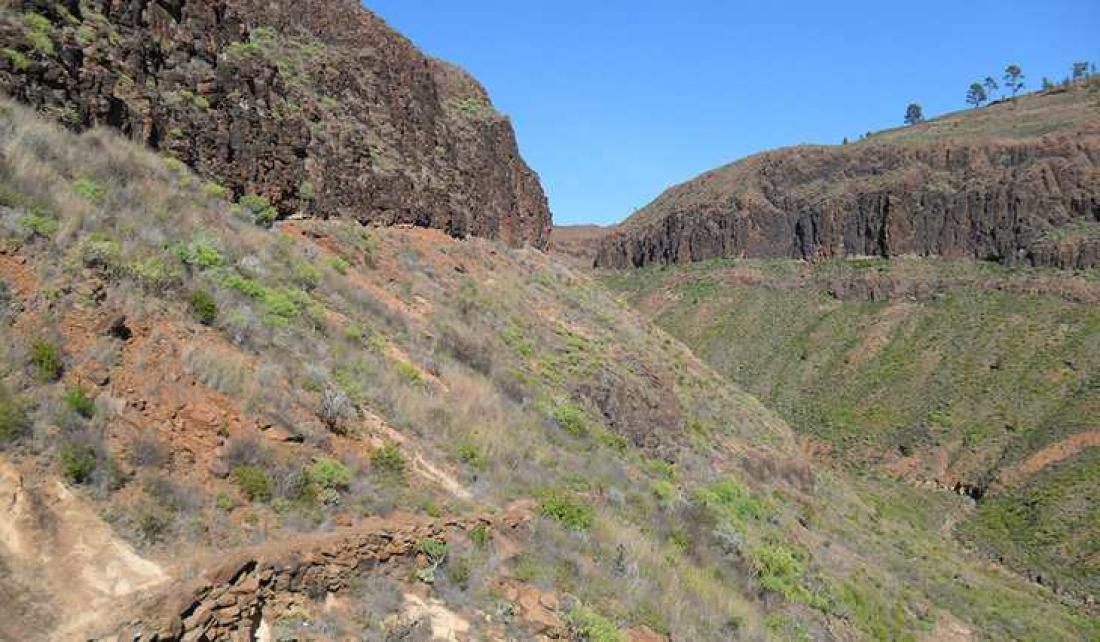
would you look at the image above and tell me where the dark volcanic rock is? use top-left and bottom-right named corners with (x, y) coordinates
top-left (0, 0), bottom-right (551, 247)
top-left (596, 93), bottom-right (1100, 269)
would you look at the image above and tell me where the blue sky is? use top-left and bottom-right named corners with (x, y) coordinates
top-left (366, 1), bottom-right (1099, 226)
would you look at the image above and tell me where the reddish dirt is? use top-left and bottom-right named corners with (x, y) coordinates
top-left (994, 431), bottom-right (1100, 489)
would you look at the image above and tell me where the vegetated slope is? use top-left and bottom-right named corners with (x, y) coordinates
top-left (603, 256), bottom-right (1100, 600)
top-left (0, 0), bottom-right (550, 247)
top-left (595, 80), bottom-right (1100, 269)
top-left (1, 103), bottom-right (1096, 641)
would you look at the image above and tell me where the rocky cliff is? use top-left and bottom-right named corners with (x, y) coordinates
top-left (596, 84), bottom-right (1100, 268)
top-left (0, 0), bottom-right (551, 247)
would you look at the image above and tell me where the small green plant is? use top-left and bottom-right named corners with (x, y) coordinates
top-left (238, 193), bottom-right (278, 227)
top-left (457, 442), bottom-right (484, 469)
top-left (30, 339), bottom-right (62, 381)
top-left (189, 289), bottom-right (218, 325)
top-left (64, 386), bottom-right (96, 418)
top-left (0, 385), bottom-right (29, 444)
top-left (215, 492), bottom-right (235, 511)
top-left (327, 256), bottom-right (350, 274)
top-left (80, 236), bottom-right (122, 273)
top-left (72, 177), bottom-right (106, 202)
top-left (469, 523), bottom-right (490, 548)
top-left (539, 490), bottom-right (594, 531)
top-left (371, 442), bottom-right (406, 477)
top-left (233, 465), bottom-right (272, 502)
top-left (395, 360), bottom-right (425, 386)
top-left (173, 236), bottom-right (225, 270)
top-left (3, 48), bottom-right (29, 71)
top-left (292, 261), bottom-right (322, 290)
top-left (59, 442), bottom-right (96, 484)
top-left (298, 180), bottom-right (316, 201)
top-left (23, 13), bottom-right (55, 56)
top-left (202, 181), bottom-right (229, 199)
top-left (74, 25), bottom-right (95, 46)
top-left (309, 457), bottom-right (352, 491)
top-left (750, 544), bottom-right (812, 602)
top-left (17, 212), bottom-right (58, 238)
top-left (191, 94), bottom-right (210, 110)
top-left (552, 402), bottom-right (588, 436)
top-left (415, 537), bottom-right (449, 583)
top-left (567, 606), bottom-right (624, 642)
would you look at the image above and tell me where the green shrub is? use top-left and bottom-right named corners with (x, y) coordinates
top-left (64, 386), bottom-right (95, 418)
top-left (448, 555), bottom-right (471, 588)
top-left (238, 193), bottom-right (278, 227)
top-left (30, 339), bottom-right (62, 381)
top-left (80, 236), bottom-right (122, 273)
top-left (3, 48), bottom-right (29, 71)
top-left (174, 237), bottom-right (225, 270)
top-left (327, 256), bottom-right (350, 274)
top-left (72, 177), bottom-right (106, 202)
top-left (298, 181), bottom-right (316, 201)
top-left (17, 212), bottom-right (58, 238)
top-left (191, 94), bottom-right (210, 110)
top-left (233, 465), bottom-right (272, 502)
top-left (309, 457), bottom-right (352, 491)
top-left (552, 402), bottom-right (588, 436)
top-left (189, 289), bottom-right (218, 325)
top-left (292, 261), bottom-right (322, 289)
top-left (0, 386), bottom-right (29, 444)
top-left (59, 442), bottom-right (96, 484)
top-left (539, 491), bottom-right (594, 531)
top-left (371, 443), bottom-right (406, 477)
top-left (750, 544), bottom-right (810, 601)
top-left (128, 255), bottom-right (181, 291)
top-left (567, 606), bottom-right (624, 642)
top-left (23, 13), bottom-right (54, 56)
top-left (395, 360), bottom-right (425, 386)
top-left (469, 523), bottom-right (490, 548)
top-left (457, 442), bottom-right (484, 469)
top-left (202, 182), bottom-right (229, 200)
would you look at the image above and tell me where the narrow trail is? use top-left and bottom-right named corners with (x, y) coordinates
top-left (994, 431), bottom-right (1100, 489)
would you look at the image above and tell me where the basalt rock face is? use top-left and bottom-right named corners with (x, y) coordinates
top-left (0, 0), bottom-right (551, 247)
top-left (596, 119), bottom-right (1100, 269)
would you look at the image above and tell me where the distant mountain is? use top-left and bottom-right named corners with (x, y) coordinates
top-left (0, 0), bottom-right (551, 246)
top-left (596, 81), bottom-right (1100, 269)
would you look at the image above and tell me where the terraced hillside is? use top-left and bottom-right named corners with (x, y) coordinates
top-left (603, 257), bottom-right (1100, 602)
top-left (595, 80), bottom-right (1100, 269)
top-left (1, 102), bottom-right (1096, 640)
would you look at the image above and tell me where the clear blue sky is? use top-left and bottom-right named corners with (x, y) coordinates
top-left (366, 1), bottom-right (1099, 226)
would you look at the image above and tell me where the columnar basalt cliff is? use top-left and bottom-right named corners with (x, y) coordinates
top-left (0, 0), bottom-right (551, 247)
top-left (596, 88), bottom-right (1100, 268)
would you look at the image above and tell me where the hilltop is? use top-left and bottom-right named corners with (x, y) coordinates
top-left (0, 0), bottom-right (551, 246)
top-left (594, 81), bottom-right (1100, 269)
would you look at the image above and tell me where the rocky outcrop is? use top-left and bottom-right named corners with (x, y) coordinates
top-left (108, 509), bottom-right (529, 641)
top-left (0, 0), bottom-right (551, 247)
top-left (596, 111), bottom-right (1100, 269)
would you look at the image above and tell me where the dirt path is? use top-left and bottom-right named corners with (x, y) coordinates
top-left (995, 431), bottom-right (1100, 489)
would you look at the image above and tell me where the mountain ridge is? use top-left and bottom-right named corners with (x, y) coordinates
top-left (0, 0), bottom-right (552, 246)
top-left (594, 82), bottom-right (1100, 269)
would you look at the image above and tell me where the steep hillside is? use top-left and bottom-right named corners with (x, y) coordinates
top-left (595, 81), bottom-right (1100, 268)
top-left (1, 102), bottom-right (1096, 640)
top-left (603, 257), bottom-right (1100, 601)
top-left (0, 0), bottom-right (550, 246)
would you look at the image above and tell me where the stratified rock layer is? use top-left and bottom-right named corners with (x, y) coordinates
top-left (0, 0), bottom-right (551, 247)
top-left (596, 91), bottom-right (1100, 268)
